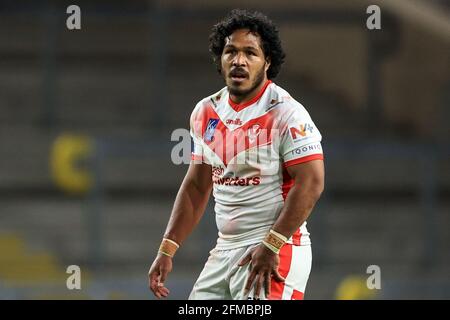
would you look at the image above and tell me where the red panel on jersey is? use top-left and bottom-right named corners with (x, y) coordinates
top-left (291, 289), bottom-right (304, 300)
top-left (284, 154), bottom-right (323, 168)
top-left (269, 244), bottom-right (292, 300)
top-left (292, 229), bottom-right (302, 246)
top-left (194, 104), bottom-right (276, 166)
top-left (281, 169), bottom-right (302, 245)
top-left (191, 154), bottom-right (203, 161)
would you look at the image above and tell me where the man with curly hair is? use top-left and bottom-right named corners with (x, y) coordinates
top-left (148, 9), bottom-right (325, 300)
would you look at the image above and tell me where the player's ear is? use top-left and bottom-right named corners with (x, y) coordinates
top-left (265, 57), bottom-right (271, 73)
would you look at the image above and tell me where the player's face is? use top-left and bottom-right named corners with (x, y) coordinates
top-left (221, 29), bottom-right (270, 99)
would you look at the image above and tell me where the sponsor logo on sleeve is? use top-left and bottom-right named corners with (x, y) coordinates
top-left (290, 143), bottom-right (322, 156)
top-left (289, 123), bottom-right (314, 140)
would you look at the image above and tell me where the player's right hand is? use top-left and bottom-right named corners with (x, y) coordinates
top-left (148, 254), bottom-right (173, 299)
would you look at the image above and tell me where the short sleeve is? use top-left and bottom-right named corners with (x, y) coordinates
top-left (190, 129), bottom-right (204, 162)
top-left (280, 105), bottom-right (324, 167)
top-left (190, 102), bottom-right (205, 163)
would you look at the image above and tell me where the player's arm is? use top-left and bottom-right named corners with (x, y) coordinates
top-left (148, 161), bottom-right (213, 298)
top-left (163, 161), bottom-right (213, 245)
top-left (240, 159), bottom-right (324, 298)
top-left (272, 159), bottom-right (324, 240)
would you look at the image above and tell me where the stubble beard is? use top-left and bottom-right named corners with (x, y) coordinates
top-left (227, 66), bottom-right (266, 99)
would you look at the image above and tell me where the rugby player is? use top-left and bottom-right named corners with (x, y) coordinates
top-left (148, 9), bottom-right (324, 300)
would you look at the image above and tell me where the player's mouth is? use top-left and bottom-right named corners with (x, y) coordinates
top-left (229, 69), bottom-right (249, 83)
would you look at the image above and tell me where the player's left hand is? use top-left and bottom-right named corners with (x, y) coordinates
top-left (148, 254), bottom-right (172, 299)
top-left (238, 244), bottom-right (285, 299)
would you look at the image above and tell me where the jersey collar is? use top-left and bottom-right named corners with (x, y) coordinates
top-left (228, 80), bottom-right (272, 112)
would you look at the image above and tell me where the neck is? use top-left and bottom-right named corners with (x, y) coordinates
top-left (230, 78), bottom-right (269, 105)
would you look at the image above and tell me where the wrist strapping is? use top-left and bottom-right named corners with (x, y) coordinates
top-left (158, 238), bottom-right (179, 258)
top-left (262, 229), bottom-right (288, 254)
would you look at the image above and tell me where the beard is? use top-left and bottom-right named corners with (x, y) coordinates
top-left (227, 66), bottom-right (266, 98)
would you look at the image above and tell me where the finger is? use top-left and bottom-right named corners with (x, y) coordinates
top-left (272, 268), bottom-right (285, 283)
top-left (244, 270), bottom-right (257, 295)
top-left (254, 274), bottom-right (264, 299)
top-left (156, 272), bottom-right (170, 299)
top-left (158, 287), bottom-right (169, 298)
top-left (148, 275), bottom-right (153, 292)
top-left (238, 254), bottom-right (252, 266)
top-left (149, 270), bottom-right (160, 292)
top-left (158, 285), bottom-right (170, 293)
top-left (265, 272), bottom-right (271, 297)
top-left (155, 283), bottom-right (169, 297)
top-left (158, 267), bottom-right (169, 286)
top-left (159, 287), bottom-right (170, 296)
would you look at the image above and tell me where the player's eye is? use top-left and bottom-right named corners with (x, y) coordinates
top-left (224, 48), bottom-right (236, 54)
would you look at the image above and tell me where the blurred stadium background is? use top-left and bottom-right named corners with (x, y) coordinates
top-left (0, 0), bottom-right (449, 299)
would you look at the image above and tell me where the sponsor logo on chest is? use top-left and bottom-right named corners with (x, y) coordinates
top-left (225, 118), bottom-right (242, 126)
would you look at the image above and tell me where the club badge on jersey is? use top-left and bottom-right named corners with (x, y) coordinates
top-left (204, 118), bottom-right (219, 142)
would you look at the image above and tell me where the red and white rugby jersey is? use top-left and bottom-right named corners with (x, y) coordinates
top-left (190, 80), bottom-right (323, 250)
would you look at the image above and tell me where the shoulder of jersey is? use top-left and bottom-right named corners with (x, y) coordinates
top-left (268, 83), bottom-right (310, 114)
top-left (191, 86), bottom-right (227, 116)
top-left (192, 83), bottom-right (307, 115)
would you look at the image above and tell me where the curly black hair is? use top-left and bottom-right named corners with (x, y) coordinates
top-left (209, 9), bottom-right (286, 79)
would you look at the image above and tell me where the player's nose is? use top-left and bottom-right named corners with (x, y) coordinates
top-left (232, 51), bottom-right (247, 67)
